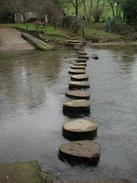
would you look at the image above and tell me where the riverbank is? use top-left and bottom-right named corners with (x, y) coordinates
top-left (13, 23), bottom-right (137, 44)
top-left (0, 23), bottom-right (136, 47)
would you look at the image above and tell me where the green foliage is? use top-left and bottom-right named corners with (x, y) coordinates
top-left (122, 0), bottom-right (137, 24)
top-left (71, 19), bottom-right (83, 33)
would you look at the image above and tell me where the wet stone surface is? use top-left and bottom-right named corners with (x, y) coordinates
top-left (63, 118), bottom-right (97, 140)
top-left (63, 99), bottom-right (90, 117)
top-left (75, 58), bottom-right (86, 63)
top-left (71, 74), bottom-right (88, 81)
top-left (69, 69), bottom-right (85, 75)
top-left (73, 63), bottom-right (87, 66)
top-left (69, 81), bottom-right (90, 90)
top-left (58, 141), bottom-right (100, 166)
top-left (71, 65), bottom-right (86, 70)
top-left (65, 90), bottom-right (90, 100)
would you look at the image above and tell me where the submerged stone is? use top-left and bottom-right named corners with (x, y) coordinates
top-left (91, 54), bottom-right (99, 59)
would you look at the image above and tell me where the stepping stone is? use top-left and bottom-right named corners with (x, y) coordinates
top-left (54, 180), bottom-right (131, 183)
top-left (78, 55), bottom-right (89, 60)
top-left (91, 53), bottom-right (99, 59)
top-left (69, 69), bottom-right (85, 75)
top-left (77, 51), bottom-right (87, 55)
top-left (71, 74), bottom-right (88, 81)
top-left (65, 90), bottom-right (90, 100)
top-left (63, 119), bottom-right (97, 140)
top-left (75, 58), bottom-right (86, 63)
top-left (71, 65), bottom-right (86, 70)
top-left (67, 40), bottom-right (83, 44)
top-left (73, 63), bottom-right (87, 67)
top-left (0, 161), bottom-right (44, 183)
top-left (69, 81), bottom-right (89, 90)
top-left (58, 141), bottom-right (100, 166)
top-left (73, 46), bottom-right (83, 51)
top-left (63, 99), bottom-right (90, 117)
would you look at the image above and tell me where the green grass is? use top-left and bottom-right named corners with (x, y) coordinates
top-left (83, 23), bottom-right (126, 42)
top-left (14, 23), bottom-right (70, 39)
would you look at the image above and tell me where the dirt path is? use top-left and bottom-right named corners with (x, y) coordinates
top-left (0, 28), bottom-right (34, 51)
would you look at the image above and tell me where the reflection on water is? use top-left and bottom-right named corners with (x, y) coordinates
top-left (0, 50), bottom-right (64, 113)
top-left (0, 46), bottom-right (137, 182)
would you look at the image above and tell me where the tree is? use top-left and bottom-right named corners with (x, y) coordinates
top-left (122, 0), bottom-right (137, 24)
top-left (67, 0), bottom-right (82, 17)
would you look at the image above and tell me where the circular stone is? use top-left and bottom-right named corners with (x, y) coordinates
top-left (71, 74), bottom-right (88, 81)
top-left (75, 58), bottom-right (86, 63)
top-left (69, 69), bottom-right (85, 75)
top-left (73, 63), bottom-right (87, 67)
top-left (67, 40), bottom-right (83, 44)
top-left (65, 90), bottom-right (90, 100)
top-left (69, 81), bottom-right (90, 90)
top-left (58, 141), bottom-right (100, 166)
top-left (78, 55), bottom-right (89, 60)
top-left (77, 51), bottom-right (87, 55)
top-left (71, 65), bottom-right (86, 70)
top-left (63, 99), bottom-right (90, 117)
top-left (63, 119), bottom-right (97, 140)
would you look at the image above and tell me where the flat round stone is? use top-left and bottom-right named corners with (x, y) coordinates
top-left (65, 90), bottom-right (90, 99)
top-left (78, 55), bottom-right (89, 60)
top-left (63, 119), bottom-right (97, 140)
top-left (77, 51), bottom-right (87, 55)
top-left (63, 99), bottom-right (90, 117)
top-left (69, 81), bottom-right (90, 90)
top-left (73, 63), bottom-right (87, 67)
top-left (67, 40), bottom-right (83, 44)
top-left (69, 69), bottom-right (85, 75)
top-left (75, 58), bottom-right (86, 63)
top-left (58, 141), bottom-right (100, 166)
top-left (71, 74), bottom-right (88, 81)
top-left (71, 65), bottom-right (86, 70)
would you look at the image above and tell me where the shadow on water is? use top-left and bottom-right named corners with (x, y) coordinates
top-left (0, 46), bottom-right (137, 182)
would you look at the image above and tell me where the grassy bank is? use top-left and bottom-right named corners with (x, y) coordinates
top-left (0, 23), bottom-right (135, 44)
top-left (14, 23), bottom-right (71, 45)
top-left (83, 24), bottom-right (127, 43)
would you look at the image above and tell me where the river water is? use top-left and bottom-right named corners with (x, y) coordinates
top-left (0, 46), bottom-right (137, 182)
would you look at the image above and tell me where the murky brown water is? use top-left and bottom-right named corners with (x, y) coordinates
top-left (0, 46), bottom-right (137, 182)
